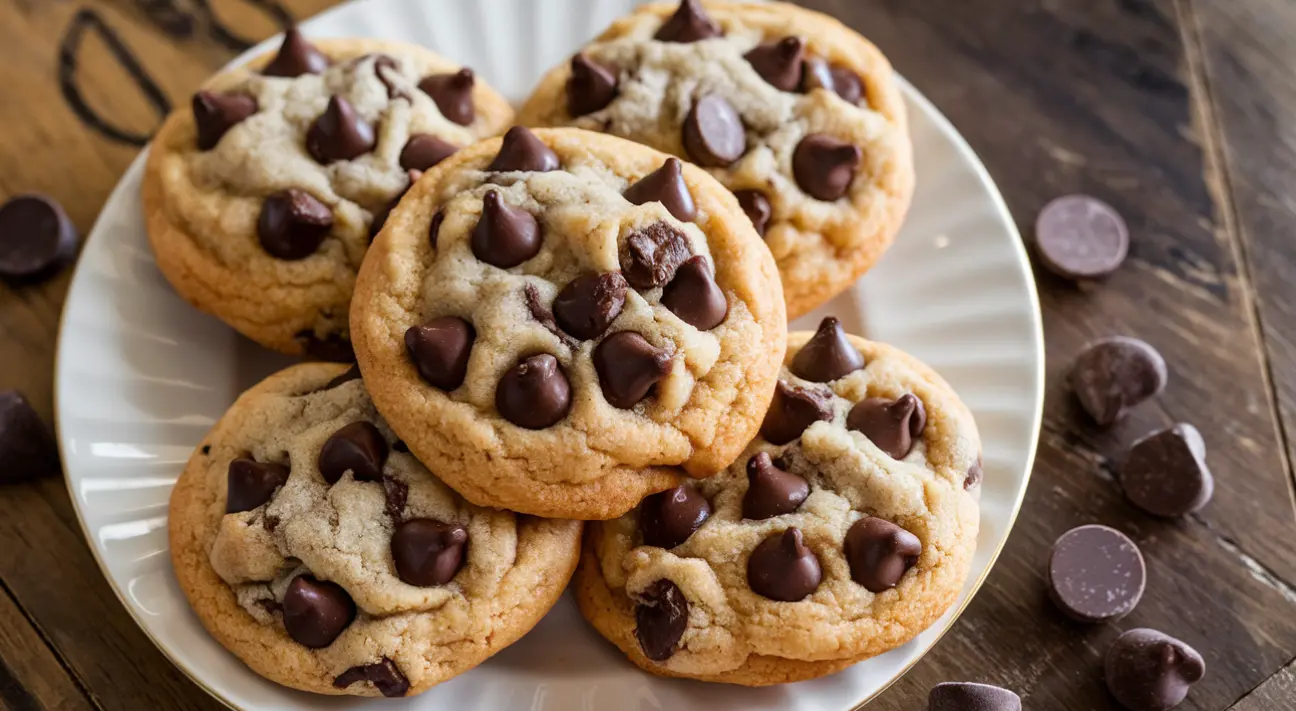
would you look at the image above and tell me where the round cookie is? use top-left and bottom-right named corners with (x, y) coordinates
top-left (168, 363), bottom-right (582, 697)
top-left (518, 0), bottom-right (914, 319)
top-left (574, 318), bottom-right (981, 685)
top-left (144, 31), bottom-right (513, 359)
top-left (351, 126), bottom-right (787, 520)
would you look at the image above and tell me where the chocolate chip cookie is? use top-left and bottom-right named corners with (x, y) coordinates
top-left (517, 1), bottom-right (914, 319)
top-left (168, 363), bottom-right (581, 697)
top-left (574, 318), bottom-right (980, 684)
top-left (144, 32), bottom-right (513, 359)
top-left (350, 127), bottom-right (786, 520)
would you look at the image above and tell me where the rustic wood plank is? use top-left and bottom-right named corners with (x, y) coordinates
top-left (1230, 659), bottom-right (1296, 710)
top-left (0, 585), bottom-right (97, 711)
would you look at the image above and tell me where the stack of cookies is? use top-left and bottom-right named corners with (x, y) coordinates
top-left (156, 0), bottom-right (982, 698)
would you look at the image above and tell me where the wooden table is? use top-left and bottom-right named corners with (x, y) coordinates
top-left (0, 0), bottom-right (1293, 708)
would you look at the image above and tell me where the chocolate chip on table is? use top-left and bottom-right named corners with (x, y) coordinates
top-left (0, 390), bottom-right (59, 483)
top-left (553, 272), bottom-right (627, 341)
top-left (372, 55), bottom-right (410, 101)
top-left (391, 518), bottom-right (469, 587)
top-left (802, 58), bottom-right (865, 106)
top-left (682, 95), bottom-right (745, 167)
top-left (621, 221), bottom-right (693, 290)
top-left (1035, 195), bottom-right (1129, 280)
top-left (1121, 423), bottom-right (1213, 517)
top-left (333, 658), bottom-right (409, 698)
top-left (734, 189), bottom-right (772, 237)
top-left (1069, 337), bottom-right (1167, 427)
top-left (654, 0), bottom-right (722, 42)
top-left (297, 331), bottom-right (355, 362)
top-left (262, 28), bottom-right (330, 78)
top-left (282, 575), bottom-right (356, 648)
top-left (1048, 524), bottom-right (1145, 623)
top-left (418, 68), bottom-right (476, 126)
top-left (624, 158), bottom-right (697, 222)
top-left (400, 134), bottom-right (458, 172)
top-left (496, 354), bottom-right (571, 429)
top-left (747, 528), bottom-right (822, 601)
top-left (1105, 628), bottom-right (1205, 711)
top-left (0, 195), bottom-right (78, 281)
top-left (744, 37), bottom-right (805, 92)
top-left (635, 579), bottom-right (689, 661)
top-left (743, 452), bottom-right (809, 520)
top-left (793, 133), bottom-right (861, 201)
top-left (306, 96), bottom-right (376, 164)
top-left (225, 458), bottom-right (289, 513)
top-left (846, 394), bottom-right (927, 460)
top-left (594, 332), bottom-right (672, 409)
top-left (192, 91), bottom-right (257, 150)
top-left (567, 53), bottom-right (619, 116)
top-left (845, 516), bottom-right (922, 593)
top-left (487, 126), bottom-right (560, 173)
top-left (928, 682), bottom-right (1022, 711)
top-left (471, 190), bottom-right (542, 268)
top-left (662, 256), bottom-right (727, 330)
top-left (258, 189), bottom-right (333, 260)
top-left (318, 421), bottom-right (389, 484)
top-left (640, 485), bottom-right (711, 548)
top-left (405, 316), bottom-right (475, 391)
top-left (761, 380), bottom-right (833, 445)
top-left (790, 316), bottom-right (865, 382)
top-left (524, 283), bottom-right (580, 349)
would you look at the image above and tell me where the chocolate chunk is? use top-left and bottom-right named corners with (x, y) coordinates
top-left (257, 189), bottom-right (333, 260)
top-left (553, 273), bottom-right (627, 341)
top-left (662, 256), bottom-right (727, 330)
top-left (0, 195), bottom-right (78, 280)
top-left (372, 55), bottom-right (409, 101)
top-left (734, 189), bottom-right (772, 237)
top-left (790, 316), bottom-right (865, 382)
top-left (802, 59), bottom-right (865, 105)
top-left (0, 390), bottom-right (59, 482)
top-left (306, 96), bottom-right (376, 164)
top-left (418, 68), bottom-right (476, 126)
top-left (744, 37), bottom-right (805, 91)
top-left (747, 528), bottom-right (822, 601)
top-left (1069, 337), bottom-right (1167, 427)
top-left (400, 134), bottom-right (458, 172)
top-left (567, 53), bottom-right (619, 116)
top-left (845, 516), bottom-right (922, 593)
top-left (635, 580), bottom-right (689, 661)
top-left (928, 682), bottom-right (1022, 711)
top-left (333, 658), bottom-right (409, 698)
top-left (318, 421), bottom-right (389, 484)
top-left (262, 28), bottom-right (330, 78)
top-left (793, 133), bottom-right (861, 201)
top-left (682, 95), bottom-right (745, 167)
top-left (966, 457), bottom-right (984, 490)
top-left (1121, 424), bottom-right (1213, 518)
top-left (225, 459), bottom-right (289, 513)
top-left (487, 126), bottom-right (560, 172)
top-left (405, 316), bottom-right (475, 391)
top-left (470, 191), bottom-right (542, 268)
top-left (654, 0), bottom-right (722, 42)
top-left (624, 158), bottom-right (697, 222)
top-left (391, 518), bottom-right (468, 587)
top-left (297, 331), bottom-right (355, 362)
top-left (1035, 195), bottom-right (1129, 280)
top-left (743, 452), bottom-right (809, 520)
top-left (1105, 629), bottom-right (1205, 711)
top-left (594, 332), bottom-right (672, 409)
top-left (282, 575), bottom-right (355, 648)
top-left (1048, 524), bottom-right (1145, 623)
top-left (524, 283), bottom-right (579, 349)
top-left (496, 354), bottom-right (571, 429)
top-left (382, 475), bottom-right (408, 519)
top-left (621, 221), bottom-right (693, 289)
top-left (640, 485), bottom-right (711, 548)
top-left (846, 394), bottom-right (927, 459)
top-left (192, 91), bottom-right (257, 150)
top-left (761, 380), bottom-right (834, 445)
top-left (321, 365), bottom-right (362, 390)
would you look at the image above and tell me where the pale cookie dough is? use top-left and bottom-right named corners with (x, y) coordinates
top-left (518, 0), bottom-right (914, 318)
top-left (575, 318), bottom-right (981, 685)
top-left (144, 33), bottom-right (513, 359)
top-left (168, 363), bottom-right (581, 697)
top-left (351, 127), bottom-right (787, 520)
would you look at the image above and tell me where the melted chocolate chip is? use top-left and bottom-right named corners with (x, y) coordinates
top-left (640, 485), bottom-right (711, 548)
top-left (846, 394), bottom-right (927, 459)
top-left (400, 134), bottom-right (458, 172)
top-left (802, 58), bottom-right (865, 105)
top-left (734, 189), bottom-right (772, 237)
top-left (262, 28), bottom-right (330, 78)
top-left (1069, 337), bottom-right (1167, 427)
top-left (552, 272), bottom-right (627, 341)
top-left (226, 458), bottom-right (290, 513)
top-left (661, 256), bottom-right (727, 330)
top-left (845, 516), bottom-right (922, 593)
top-left (297, 331), bottom-right (355, 362)
top-left (258, 189), bottom-right (333, 260)
top-left (790, 317), bottom-right (865, 382)
top-left (594, 332), bottom-right (672, 409)
top-left (743, 452), bottom-right (809, 520)
top-left (567, 53), bottom-right (619, 116)
top-left (496, 354), bottom-right (571, 429)
top-left (318, 421), bottom-right (388, 484)
top-left (744, 37), bottom-right (805, 91)
top-left (391, 518), bottom-right (468, 587)
top-left (624, 158), bottom-right (696, 222)
top-left (635, 580), bottom-right (689, 661)
top-left (761, 380), bottom-right (834, 445)
top-left (682, 95), bottom-right (745, 167)
top-left (333, 658), bottom-right (409, 698)
top-left (418, 68), bottom-right (476, 125)
top-left (471, 190), bottom-right (542, 268)
top-left (524, 283), bottom-right (580, 349)
top-left (382, 475), bottom-right (408, 519)
top-left (1105, 629), bottom-right (1205, 711)
top-left (747, 528), bottom-right (822, 601)
top-left (428, 211), bottom-right (444, 248)
top-left (487, 126), bottom-right (560, 172)
top-left (405, 316), bottom-right (475, 391)
top-left (654, 0), bottom-right (722, 42)
top-left (793, 134), bottom-right (861, 201)
top-left (282, 575), bottom-right (355, 648)
top-left (620, 221), bottom-right (693, 289)
top-left (192, 91), bottom-right (257, 150)
top-left (371, 55), bottom-right (409, 101)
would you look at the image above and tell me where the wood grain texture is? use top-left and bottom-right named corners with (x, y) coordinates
top-left (1231, 658), bottom-right (1296, 711)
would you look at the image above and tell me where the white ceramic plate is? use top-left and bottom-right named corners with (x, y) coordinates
top-left (55, 0), bottom-right (1044, 708)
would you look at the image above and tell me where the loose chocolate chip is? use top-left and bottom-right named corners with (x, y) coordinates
top-left (429, 211), bottom-right (444, 248)
top-left (1105, 629), bottom-right (1205, 711)
top-left (793, 133), bottom-right (861, 201)
top-left (372, 55), bottom-right (410, 101)
top-left (682, 95), bottom-right (745, 167)
top-left (369, 171), bottom-right (419, 240)
top-left (496, 354), bottom-right (572, 429)
top-left (761, 380), bottom-right (834, 445)
top-left (0, 390), bottom-right (59, 482)
top-left (524, 283), bottom-right (579, 349)
top-left (661, 256), bottom-right (727, 330)
top-left (1121, 423), bottom-right (1213, 518)
top-left (400, 134), bottom-right (458, 172)
top-left (321, 365), bottom-right (362, 390)
top-left (306, 96), bottom-right (376, 164)
top-left (552, 273), bottom-right (627, 341)
top-left (790, 316), bottom-right (865, 382)
top-left (470, 190), bottom-right (542, 268)
top-left (1069, 337), bottom-right (1167, 427)
top-left (391, 518), bottom-right (468, 587)
top-left (282, 575), bottom-right (355, 648)
top-left (640, 485), bottom-right (711, 548)
top-left (846, 394), bottom-right (927, 460)
top-left (928, 682), bottom-right (1022, 711)
top-left (802, 59), bottom-right (865, 106)
top-left (594, 332), bottom-right (672, 409)
top-left (965, 457), bottom-right (984, 490)
top-left (743, 452), bottom-right (809, 520)
top-left (734, 189), bottom-right (772, 237)
top-left (635, 580), bottom-right (689, 661)
top-left (258, 189), bottom-right (333, 260)
top-left (382, 475), bottom-right (408, 519)
top-left (418, 68), bottom-right (476, 126)
top-left (620, 221), bottom-right (693, 289)
top-left (745, 37), bottom-right (805, 91)
top-left (262, 28), bottom-right (330, 78)
top-left (298, 331), bottom-right (355, 362)
top-left (405, 316), bottom-right (475, 391)
top-left (1048, 524), bottom-right (1145, 623)
top-left (0, 195), bottom-right (78, 280)
top-left (624, 158), bottom-right (697, 222)
top-left (225, 458), bottom-right (290, 513)
top-left (192, 91), bottom-right (257, 150)
top-left (845, 516), bottom-right (921, 593)
top-left (567, 53), bottom-right (619, 116)
top-left (487, 126), bottom-right (560, 172)
top-left (333, 658), bottom-right (409, 698)
top-left (1035, 195), bottom-right (1129, 280)
top-left (747, 528), bottom-right (822, 601)
top-left (318, 421), bottom-right (389, 484)
top-left (654, 0), bottom-right (722, 42)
